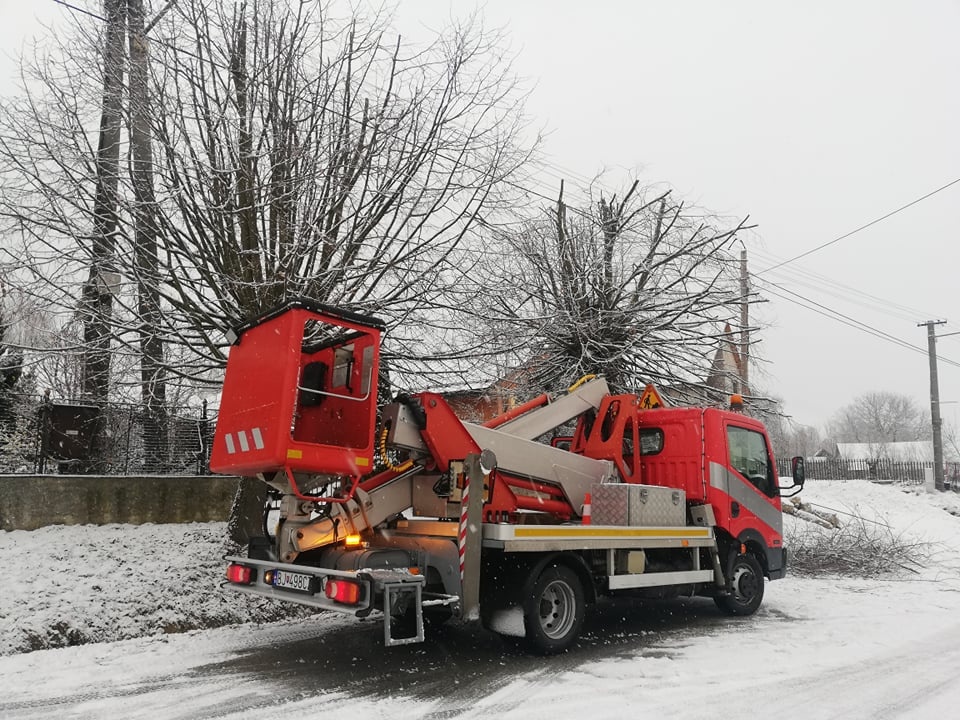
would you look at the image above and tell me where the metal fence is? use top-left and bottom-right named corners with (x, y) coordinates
top-left (776, 456), bottom-right (960, 487)
top-left (0, 393), bottom-right (214, 475)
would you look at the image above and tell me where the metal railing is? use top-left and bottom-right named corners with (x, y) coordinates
top-left (0, 393), bottom-right (215, 475)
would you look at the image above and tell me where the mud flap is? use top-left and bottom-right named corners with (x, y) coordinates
top-left (710, 544), bottom-right (725, 588)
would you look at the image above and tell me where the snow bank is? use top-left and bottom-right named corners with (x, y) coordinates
top-left (0, 522), bottom-right (309, 656)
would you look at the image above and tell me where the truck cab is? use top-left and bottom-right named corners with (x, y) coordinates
top-left (571, 396), bottom-right (788, 583)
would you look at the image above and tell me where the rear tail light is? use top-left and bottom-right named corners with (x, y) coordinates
top-left (325, 578), bottom-right (361, 605)
top-left (226, 563), bottom-right (253, 585)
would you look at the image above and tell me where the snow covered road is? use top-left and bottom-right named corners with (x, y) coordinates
top-left (4, 573), bottom-right (960, 719)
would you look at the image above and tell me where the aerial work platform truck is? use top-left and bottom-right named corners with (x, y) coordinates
top-left (212, 299), bottom-right (803, 653)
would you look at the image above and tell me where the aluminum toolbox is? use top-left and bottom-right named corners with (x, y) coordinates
top-left (591, 483), bottom-right (686, 526)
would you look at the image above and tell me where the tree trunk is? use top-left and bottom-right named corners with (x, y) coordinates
top-left (229, 5), bottom-right (262, 309)
top-left (80, 0), bottom-right (126, 473)
top-left (128, 0), bottom-right (168, 471)
top-left (227, 476), bottom-right (270, 546)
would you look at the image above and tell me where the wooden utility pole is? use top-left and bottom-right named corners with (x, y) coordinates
top-left (919, 320), bottom-right (947, 491)
top-left (740, 250), bottom-right (749, 394)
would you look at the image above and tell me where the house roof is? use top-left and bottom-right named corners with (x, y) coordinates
top-left (704, 323), bottom-right (747, 395)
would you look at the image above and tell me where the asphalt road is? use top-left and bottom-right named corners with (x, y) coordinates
top-left (5, 585), bottom-right (960, 720)
top-left (0, 597), bottom-right (729, 719)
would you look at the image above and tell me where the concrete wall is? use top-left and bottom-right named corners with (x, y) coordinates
top-left (0, 475), bottom-right (241, 531)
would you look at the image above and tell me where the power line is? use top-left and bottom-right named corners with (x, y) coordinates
top-left (756, 176), bottom-right (960, 275)
top-left (755, 275), bottom-right (960, 370)
top-left (752, 249), bottom-right (938, 323)
top-left (51, 0), bottom-right (237, 73)
top-left (759, 281), bottom-right (923, 358)
top-left (50, 0), bottom-right (101, 22)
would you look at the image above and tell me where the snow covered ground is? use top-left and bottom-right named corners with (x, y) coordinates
top-left (0, 522), bottom-right (307, 656)
top-left (4, 480), bottom-right (960, 718)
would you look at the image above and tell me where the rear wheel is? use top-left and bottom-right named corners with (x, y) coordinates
top-left (522, 565), bottom-right (585, 654)
top-left (715, 553), bottom-right (764, 616)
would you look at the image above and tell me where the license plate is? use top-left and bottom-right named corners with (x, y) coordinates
top-left (272, 570), bottom-right (314, 593)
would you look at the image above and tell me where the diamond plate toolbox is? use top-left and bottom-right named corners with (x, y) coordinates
top-left (591, 483), bottom-right (686, 526)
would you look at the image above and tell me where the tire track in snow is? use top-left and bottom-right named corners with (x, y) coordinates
top-left (703, 619), bottom-right (960, 719)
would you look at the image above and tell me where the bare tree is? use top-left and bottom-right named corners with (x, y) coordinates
top-left (825, 391), bottom-right (928, 446)
top-left (477, 179), bottom-right (754, 398)
top-left (941, 420), bottom-right (960, 463)
top-left (0, 286), bottom-right (24, 431)
top-left (142, 0), bottom-right (532, 384)
top-left (143, 0), bottom-right (531, 540)
top-left (0, 280), bottom-right (31, 470)
top-left (758, 394), bottom-right (823, 460)
top-left (0, 1), bottom-right (533, 454)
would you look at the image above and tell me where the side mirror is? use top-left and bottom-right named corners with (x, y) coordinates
top-left (780, 456), bottom-right (805, 497)
top-left (791, 456), bottom-right (805, 484)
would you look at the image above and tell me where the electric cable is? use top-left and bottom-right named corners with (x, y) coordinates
top-left (756, 177), bottom-right (960, 275)
top-left (755, 275), bottom-right (960, 369)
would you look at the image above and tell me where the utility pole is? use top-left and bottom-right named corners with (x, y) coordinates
top-left (740, 250), bottom-right (749, 394)
top-left (919, 320), bottom-right (947, 491)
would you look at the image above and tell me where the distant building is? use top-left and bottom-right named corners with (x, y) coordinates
top-left (441, 386), bottom-right (510, 423)
top-left (440, 362), bottom-right (539, 423)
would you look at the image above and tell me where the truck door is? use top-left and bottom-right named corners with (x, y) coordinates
top-left (726, 425), bottom-right (777, 500)
top-left (714, 420), bottom-right (783, 548)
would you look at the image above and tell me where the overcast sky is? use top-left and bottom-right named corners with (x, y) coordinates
top-left (2, 1), bottom-right (958, 434)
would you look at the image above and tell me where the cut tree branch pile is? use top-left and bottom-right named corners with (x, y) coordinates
top-left (784, 496), bottom-right (929, 578)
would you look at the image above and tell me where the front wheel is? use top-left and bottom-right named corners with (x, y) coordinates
top-left (522, 565), bottom-right (585, 654)
top-left (714, 553), bottom-right (765, 616)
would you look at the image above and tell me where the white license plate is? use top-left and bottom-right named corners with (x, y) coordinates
top-left (273, 570), bottom-right (314, 593)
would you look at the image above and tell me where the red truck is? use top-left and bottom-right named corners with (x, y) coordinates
top-left (213, 299), bottom-right (804, 653)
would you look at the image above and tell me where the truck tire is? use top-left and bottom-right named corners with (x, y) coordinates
top-left (715, 553), bottom-right (764, 616)
top-left (522, 565), bottom-right (585, 654)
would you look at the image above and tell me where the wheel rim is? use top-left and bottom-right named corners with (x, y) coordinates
top-left (537, 578), bottom-right (577, 640)
top-left (731, 563), bottom-right (759, 605)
